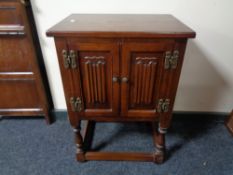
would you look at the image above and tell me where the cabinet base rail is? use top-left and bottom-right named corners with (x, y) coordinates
top-left (74, 120), bottom-right (166, 163)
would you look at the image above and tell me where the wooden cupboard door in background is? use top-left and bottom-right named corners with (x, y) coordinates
top-left (121, 41), bottom-right (174, 118)
top-left (0, 80), bottom-right (41, 112)
top-left (0, 1), bottom-right (23, 25)
top-left (0, 37), bottom-right (33, 72)
top-left (69, 41), bottom-right (120, 117)
top-left (0, 0), bottom-right (53, 123)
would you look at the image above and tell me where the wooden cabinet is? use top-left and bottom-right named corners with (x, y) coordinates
top-left (0, 0), bottom-right (53, 123)
top-left (47, 14), bottom-right (195, 162)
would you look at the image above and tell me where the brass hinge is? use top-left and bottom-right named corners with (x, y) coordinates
top-left (157, 99), bottom-right (170, 113)
top-left (70, 97), bottom-right (82, 112)
top-left (164, 50), bottom-right (179, 69)
top-left (62, 50), bottom-right (77, 69)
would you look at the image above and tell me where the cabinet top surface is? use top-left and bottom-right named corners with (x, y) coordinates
top-left (47, 14), bottom-right (195, 38)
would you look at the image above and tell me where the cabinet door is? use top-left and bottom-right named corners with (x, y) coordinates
top-left (69, 41), bottom-right (120, 117)
top-left (121, 41), bottom-right (174, 117)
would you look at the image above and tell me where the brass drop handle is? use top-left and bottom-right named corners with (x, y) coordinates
top-left (121, 77), bottom-right (128, 83)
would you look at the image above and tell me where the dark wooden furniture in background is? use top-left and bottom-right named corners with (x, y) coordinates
top-left (0, 0), bottom-right (53, 124)
top-left (47, 14), bottom-right (195, 162)
top-left (226, 110), bottom-right (233, 135)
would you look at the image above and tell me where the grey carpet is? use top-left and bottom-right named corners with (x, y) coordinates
top-left (0, 114), bottom-right (232, 175)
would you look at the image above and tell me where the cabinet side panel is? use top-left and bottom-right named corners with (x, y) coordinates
top-left (54, 37), bottom-right (79, 126)
top-left (159, 39), bottom-right (187, 128)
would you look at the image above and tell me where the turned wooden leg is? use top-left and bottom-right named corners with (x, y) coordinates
top-left (152, 123), bottom-right (167, 164)
top-left (74, 121), bottom-right (85, 162)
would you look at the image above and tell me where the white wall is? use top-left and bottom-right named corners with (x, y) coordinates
top-left (30, 0), bottom-right (233, 112)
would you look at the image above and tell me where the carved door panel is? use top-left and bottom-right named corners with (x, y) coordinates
top-left (121, 41), bottom-right (174, 117)
top-left (69, 41), bottom-right (120, 117)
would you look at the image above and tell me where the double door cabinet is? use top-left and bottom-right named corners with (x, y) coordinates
top-left (47, 14), bottom-right (195, 163)
top-left (57, 39), bottom-right (181, 120)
